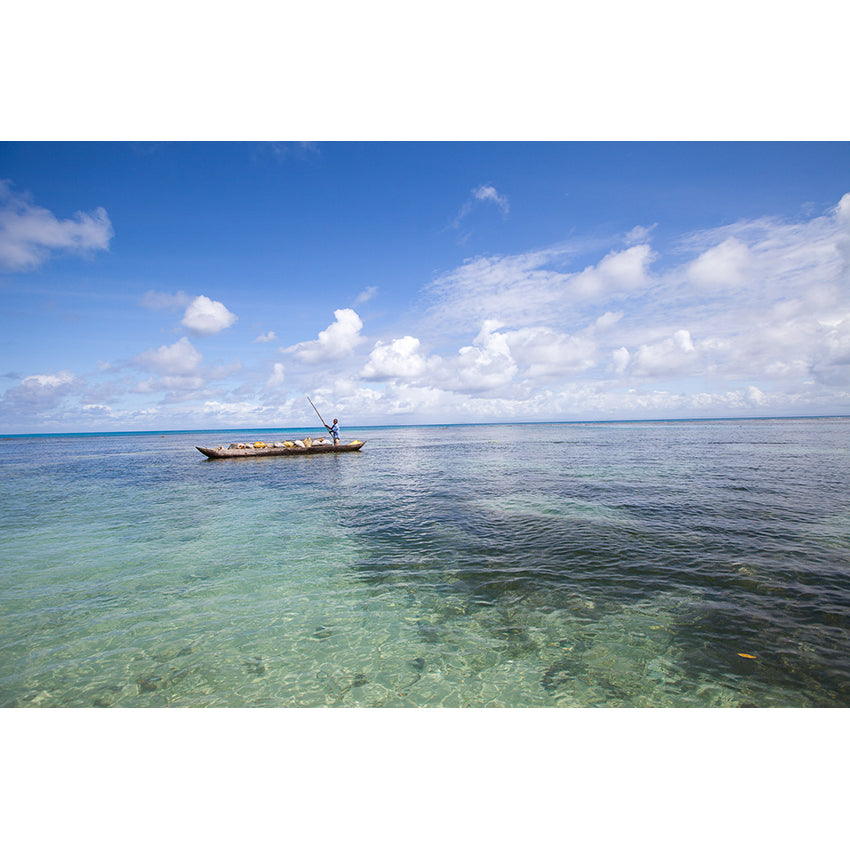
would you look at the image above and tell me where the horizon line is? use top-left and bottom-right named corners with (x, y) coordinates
top-left (3, 413), bottom-right (849, 439)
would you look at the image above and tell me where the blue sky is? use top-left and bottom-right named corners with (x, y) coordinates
top-left (1, 141), bottom-right (849, 433)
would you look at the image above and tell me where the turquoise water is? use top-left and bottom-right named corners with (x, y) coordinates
top-left (1, 419), bottom-right (848, 707)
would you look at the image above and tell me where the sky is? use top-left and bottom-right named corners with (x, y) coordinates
top-left (1, 141), bottom-right (849, 433)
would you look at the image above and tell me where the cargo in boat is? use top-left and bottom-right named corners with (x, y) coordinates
top-left (196, 437), bottom-right (366, 459)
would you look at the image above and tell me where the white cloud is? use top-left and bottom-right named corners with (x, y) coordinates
top-left (362, 336), bottom-right (434, 380)
top-left (181, 295), bottom-right (238, 336)
top-left (20, 371), bottom-right (76, 389)
top-left (81, 403), bottom-right (113, 416)
top-left (677, 200), bottom-right (846, 308)
top-left (355, 286), bottom-right (378, 304)
top-left (612, 347), bottom-right (631, 374)
top-left (625, 224), bottom-right (657, 244)
top-left (0, 181), bottom-right (114, 270)
top-left (570, 244), bottom-right (655, 299)
top-left (6, 191), bottom-right (850, 433)
top-left (426, 242), bottom-right (655, 337)
top-left (831, 193), bottom-right (850, 278)
top-left (286, 308), bottom-right (365, 363)
top-left (254, 331), bottom-right (277, 343)
top-left (2, 371), bottom-right (80, 408)
top-left (629, 329), bottom-right (698, 378)
top-left (687, 237), bottom-right (752, 289)
top-left (426, 247), bottom-right (573, 333)
top-left (595, 311), bottom-right (624, 332)
top-left (267, 362), bottom-right (286, 387)
top-left (133, 375), bottom-right (206, 395)
top-left (134, 337), bottom-right (203, 375)
top-left (417, 193), bottom-right (849, 416)
top-left (452, 183), bottom-right (511, 234)
top-left (473, 184), bottom-right (510, 215)
top-left (504, 325), bottom-right (597, 378)
top-left (444, 321), bottom-right (518, 391)
top-left (746, 386), bottom-right (768, 405)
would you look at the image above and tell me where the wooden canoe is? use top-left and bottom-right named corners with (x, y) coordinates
top-left (196, 440), bottom-right (366, 459)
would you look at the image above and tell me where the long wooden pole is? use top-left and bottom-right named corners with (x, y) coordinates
top-left (307, 396), bottom-right (330, 432)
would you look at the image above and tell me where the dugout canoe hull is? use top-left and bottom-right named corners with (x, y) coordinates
top-left (196, 440), bottom-right (366, 459)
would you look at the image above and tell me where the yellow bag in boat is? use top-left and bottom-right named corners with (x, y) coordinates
top-left (349, 440), bottom-right (361, 445)
top-left (283, 441), bottom-right (294, 448)
top-left (304, 437), bottom-right (313, 447)
top-left (254, 441), bottom-right (266, 448)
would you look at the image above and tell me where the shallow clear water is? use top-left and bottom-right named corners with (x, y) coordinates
top-left (1, 419), bottom-right (848, 707)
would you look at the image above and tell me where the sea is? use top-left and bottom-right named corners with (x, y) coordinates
top-left (1, 418), bottom-right (849, 708)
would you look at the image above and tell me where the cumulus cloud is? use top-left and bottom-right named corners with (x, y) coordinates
top-left (629, 329), bottom-right (698, 378)
top-left (612, 347), bottom-right (631, 374)
top-left (595, 311), bottom-right (624, 332)
top-left (504, 325), bottom-right (597, 378)
top-left (286, 308), bottom-right (365, 363)
top-left (267, 362), bottom-right (286, 387)
top-left (143, 291), bottom-right (238, 336)
top-left (418, 193), bottom-right (850, 415)
top-left (133, 375), bottom-right (206, 395)
top-left (677, 198), bottom-right (847, 308)
top-left (426, 242), bottom-right (655, 336)
top-left (6, 190), bottom-right (850, 432)
top-left (2, 371), bottom-right (81, 409)
top-left (181, 295), bottom-right (238, 335)
top-left (134, 337), bottom-right (203, 375)
top-left (0, 180), bottom-right (114, 270)
top-left (746, 386), bottom-right (768, 405)
top-left (570, 244), bottom-right (656, 299)
top-left (362, 336), bottom-right (434, 380)
top-left (81, 403), bottom-right (113, 417)
top-left (254, 331), bottom-right (277, 343)
top-left (445, 321), bottom-right (518, 391)
top-left (687, 237), bottom-right (752, 290)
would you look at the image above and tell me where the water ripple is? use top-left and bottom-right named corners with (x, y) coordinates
top-left (2, 419), bottom-right (849, 706)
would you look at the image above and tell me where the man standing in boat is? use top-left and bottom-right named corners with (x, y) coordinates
top-left (328, 418), bottom-right (340, 446)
